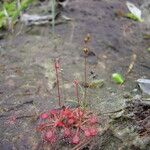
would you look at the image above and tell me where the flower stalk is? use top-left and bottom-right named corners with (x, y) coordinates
top-left (83, 33), bottom-right (91, 105)
top-left (73, 80), bottom-right (80, 106)
top-left (54, 59), bottom-right (61, 107)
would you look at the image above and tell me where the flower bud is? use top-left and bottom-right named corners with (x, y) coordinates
top-left (83, 47), bottom-right (89, 55)
top-left (84, 33), bottom-right (91, 43)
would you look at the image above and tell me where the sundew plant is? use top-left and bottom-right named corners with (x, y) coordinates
top-left (36, 34), bottom-right (100, 145)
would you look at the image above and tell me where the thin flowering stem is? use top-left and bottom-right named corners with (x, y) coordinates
top-left (83, 34), bottom-right (91, 106)
top-left (73, 80), bottom-right (80, 105)
top-left (84, 55), bottom-right (87, 104)
top-left (73, 81), bottom-right (82, 127)
top-left (54, 59), bottom-right (61, 107)
top-left (83, 47), bottom-right (89, 107)
top-left (76, 85), bottom-right (80, 105)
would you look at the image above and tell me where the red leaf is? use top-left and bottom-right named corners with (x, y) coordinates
top-left (49, 109), bottom-right (59, 116)
top-left (55, 121), bottom-right (64, 127)
top-left (44, 130), bottom-right (56, 143)
top-left (72, 135), bottom-right (80, 144)
top-left (89, 115), bottom-right (98, 124)
top-left (84, 129), bottom-right (91, 137)
top-left (89, 128), bottom-right (97, 136)
top-left (40, 113), bottom-right (49, 119)
top-left (64, 128), bottom-right (71, 137)
top-left (45, 130), bottom-right (53, 139)
top-left (68, 118), bottom-right (75, 125)
top-left (61, 109), bottom-right (72, 118)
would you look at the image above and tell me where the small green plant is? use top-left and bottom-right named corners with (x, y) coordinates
top-left (125, 13), bottom-right (143, 22)
top-left (0, 0), bottom-right (34, 30)
top-left (112, 73), bottom-right (124, 84)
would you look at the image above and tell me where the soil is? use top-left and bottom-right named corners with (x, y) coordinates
top-left (0, 0), bottom-right (150, 149)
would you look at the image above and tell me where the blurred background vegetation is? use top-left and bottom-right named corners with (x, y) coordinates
top-left (0, 0), bottom-right (34, 30)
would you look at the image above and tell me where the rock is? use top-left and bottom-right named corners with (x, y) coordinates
top-left (141, 0), bottom-right (150, 23)
top-left (114, 127), bottom-right (137, 142)
top-left (123, 92), bottom-right (132, 99)
top-left (133, 136), bottom-right (150, 150)
top-left (137, 79), bottom-right (150, 95)
top-left (133, 94), bottom-right (142, 99)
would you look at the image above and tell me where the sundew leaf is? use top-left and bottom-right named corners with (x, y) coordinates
top-left (112, 73), bottom-right (124, 84)
top-left (126, 1), bottom-right (143, 22)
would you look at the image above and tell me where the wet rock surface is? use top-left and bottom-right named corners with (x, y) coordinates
top-left (0, 0), bottom-right (150, 149)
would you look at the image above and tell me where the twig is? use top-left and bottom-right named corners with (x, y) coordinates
top-left (126, 53), bottom-right (137, 75)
